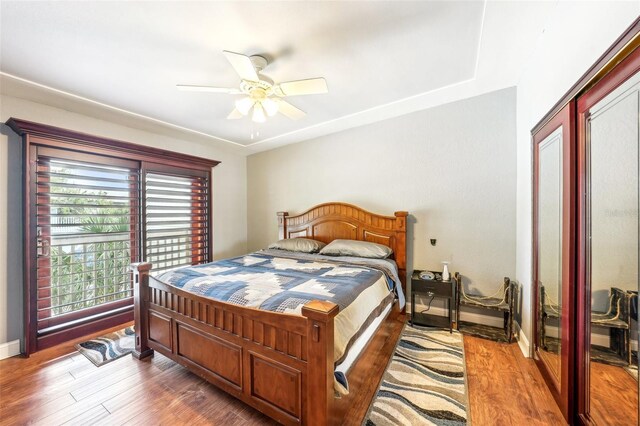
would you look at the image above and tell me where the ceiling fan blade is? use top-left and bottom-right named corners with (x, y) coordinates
top-left (227, 108), bottom-right (243, 120)
top-left (276, 78), bottom-right (328, 96)
top-left (223, 50), bottom-right (259, 82)
top-left (275, 99), bottom-right (306, 120)
top-left (177, 85), bottom-right (241, 94)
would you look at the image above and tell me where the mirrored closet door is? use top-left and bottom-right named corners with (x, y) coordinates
top-left (533, 102), bottom-right (576, 421)
top-left (532, 19), bottom-right (639, 425)
top-left (577, 46), bottom-right (640, 425)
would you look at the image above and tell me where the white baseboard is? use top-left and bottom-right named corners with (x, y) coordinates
top-left (0, 339), bottom-right (21, 360)
top-left (510, 325), bottom-right (636, 359)
top-left (515, 323), bottom-right (530, 358)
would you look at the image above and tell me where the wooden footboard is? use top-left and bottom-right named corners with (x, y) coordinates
top-left (131, 262), bottom-right (339, 426)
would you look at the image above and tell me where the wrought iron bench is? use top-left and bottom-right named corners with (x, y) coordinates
top-left (541, 286), bottom-right (635, 365)
top-left (591, 287), bottom-right (634, 366)
top-left (539, 284), bottom-right (560, 352)
top-left (455, 274), bottom-right (515, 343)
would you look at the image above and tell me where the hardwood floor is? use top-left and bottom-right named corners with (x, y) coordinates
top-left (590, 361), bottom-right (638, 426)
top-left (0, 320), bottom-right (567, 425)
top-left (464, 336), bottom-right (565, 425)
top-left (0, 322), bottom-right (275, 426)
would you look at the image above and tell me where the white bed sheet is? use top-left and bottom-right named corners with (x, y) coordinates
top-left (334, 299), bottom-right (394, 394)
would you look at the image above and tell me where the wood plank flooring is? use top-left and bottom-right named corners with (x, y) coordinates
top-left (590, 361), bottom-right (638, 426)
top-left (464, 335), bottom-right (565, 425)
top-left (0, 320), bottom-right (567, 425)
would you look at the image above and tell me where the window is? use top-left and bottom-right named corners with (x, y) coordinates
top-left (9, 118), bottom-right (219, 354)
top-left (144, 166), bottom-right (210, 274)
top-left (36, 149), bottom-right (140, 333)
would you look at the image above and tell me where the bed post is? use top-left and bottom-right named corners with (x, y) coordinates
top-left (131, 262), bottom-right (154, 359)
top-left (394, 211), bottom-right (408, 310)
top-left (301, 300), bottom-right (339, 426)
top-left (277, 211), bottom-right (289, 240)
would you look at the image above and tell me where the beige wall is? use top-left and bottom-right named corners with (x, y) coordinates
top-left (0, 94), bottom-right (248, 348)
top-left (247, 88), bottom-right (517, 300)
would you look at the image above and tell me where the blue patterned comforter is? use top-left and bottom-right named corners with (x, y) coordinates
top-left (156, 249), bottom-right (403, 314)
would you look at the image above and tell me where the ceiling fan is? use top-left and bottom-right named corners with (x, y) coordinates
top-left (177, 51), bottom-right (328, 123)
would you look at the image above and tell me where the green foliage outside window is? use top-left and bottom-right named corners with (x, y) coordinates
top-left (47, 175), bottom-right (134, 316)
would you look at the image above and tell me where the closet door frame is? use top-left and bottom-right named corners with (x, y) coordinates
top-left (576, 45), bottom-right (640, 425)
top-left (532, 101), bottom-right (577, 422)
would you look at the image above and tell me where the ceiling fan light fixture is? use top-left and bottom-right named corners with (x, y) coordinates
top-left (262, 98), bottom-right (279, 117)
top-left (179, 50), bottom-right (325, 123)
top-left (252, 102), bottom-right (267, 123)
top-left (235, 97), bottom-right (254, 115)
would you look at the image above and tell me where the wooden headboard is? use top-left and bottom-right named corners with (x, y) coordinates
top-left (277, 202), bottom-right (408, 294)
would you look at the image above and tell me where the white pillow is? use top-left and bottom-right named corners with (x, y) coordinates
top-left (319, 239), bottom-right (393, 259)
top-left (268, 238), bottom-right (326, 253)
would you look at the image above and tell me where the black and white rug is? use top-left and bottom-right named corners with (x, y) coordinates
top-left (75, 326), bottom-right (135, 367)
top-left (364, 325), bottom-right (470, 425)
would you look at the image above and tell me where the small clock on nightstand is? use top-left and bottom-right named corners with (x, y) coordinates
top-left (410, 269), bottom-right (455, 333)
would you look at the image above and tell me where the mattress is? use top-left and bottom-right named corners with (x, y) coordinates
top-left (334, 300), bottom-right (394, 395)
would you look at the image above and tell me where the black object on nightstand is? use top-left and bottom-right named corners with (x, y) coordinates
top-left (410, 270), bottom-right (455, 333)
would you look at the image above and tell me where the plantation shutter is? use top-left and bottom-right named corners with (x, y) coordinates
top-left (35, 147), bottom-right (141, 332)
top-left (12, 118), bottom-right (220, 354)
top-left (143, 164), bottom-right (211, 274)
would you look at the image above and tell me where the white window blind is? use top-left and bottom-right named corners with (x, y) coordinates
top-left (144, 168), bottom-right (210, 274)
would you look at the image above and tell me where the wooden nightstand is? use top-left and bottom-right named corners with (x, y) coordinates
top-left (410, 270), bottom-right (455, 333)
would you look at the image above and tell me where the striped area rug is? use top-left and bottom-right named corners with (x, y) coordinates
top-left (75, 326), bottom-right (135, 367)
top-left (365, 325), bottom-right (470, 425)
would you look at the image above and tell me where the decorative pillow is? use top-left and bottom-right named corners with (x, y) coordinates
top-left (319, 239), bottom-right (393, 259)
top-left (268, 238), bottom-right (326, 253)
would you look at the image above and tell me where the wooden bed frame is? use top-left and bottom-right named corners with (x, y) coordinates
top-left (131, 202), bottom-right (407, 425)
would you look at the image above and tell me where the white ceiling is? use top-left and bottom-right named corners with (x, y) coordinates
top-left (0, 1), bottom-right (556, 154)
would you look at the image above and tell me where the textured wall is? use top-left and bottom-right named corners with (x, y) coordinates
top-left (247, 88), bottom-right (517, 302)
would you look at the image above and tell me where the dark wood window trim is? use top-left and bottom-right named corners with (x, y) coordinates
top-left (6, 118), bottom-right (220, 355)
top-left (7, 118), bottom-right (220, 171)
